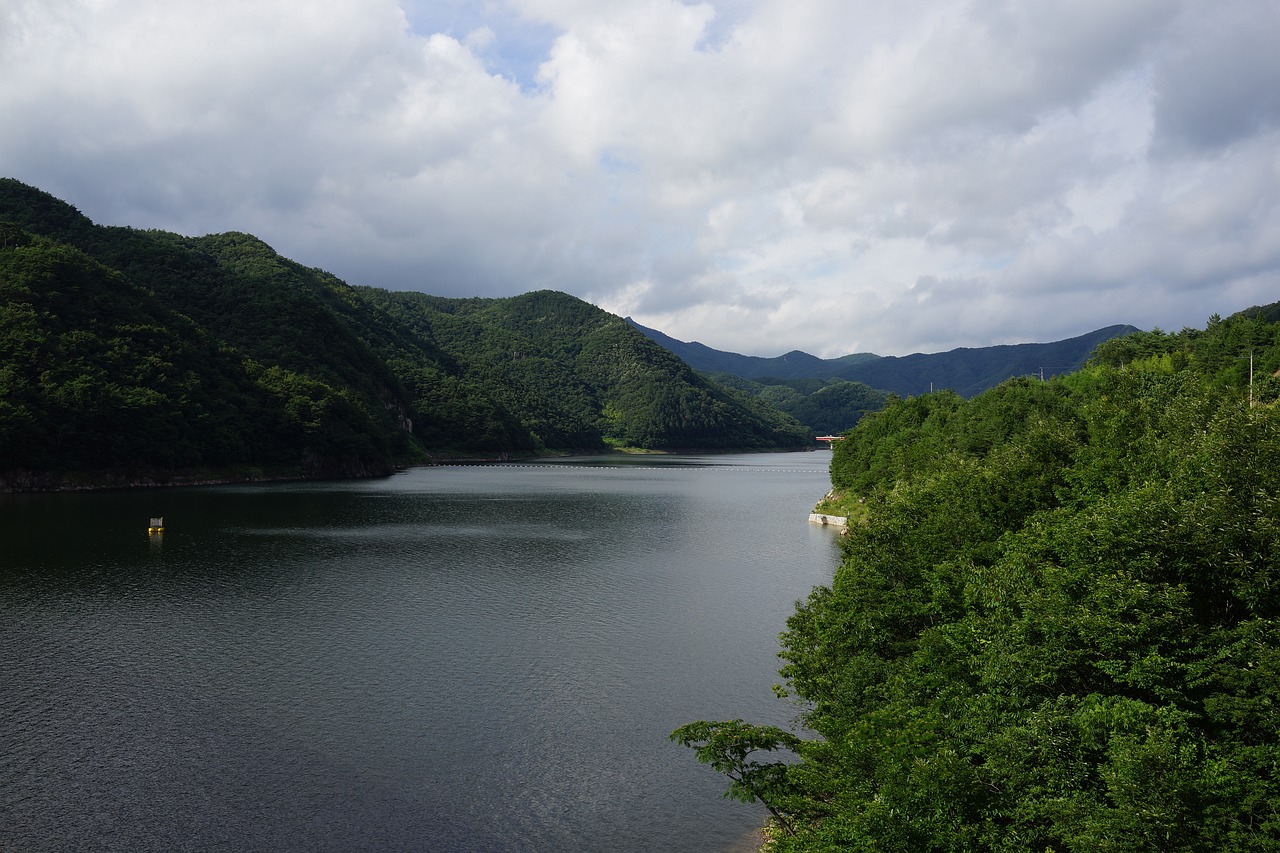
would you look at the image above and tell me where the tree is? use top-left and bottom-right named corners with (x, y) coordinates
top-left (670, 719), bottom-right (803, 836)
top-left (676, 311), bottom-right (1280, 850)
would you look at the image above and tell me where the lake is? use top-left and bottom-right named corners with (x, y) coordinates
top-left (0, 452), bottom-right (840, 851)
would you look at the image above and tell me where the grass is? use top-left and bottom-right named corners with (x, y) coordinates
top-left (813, 487), bottom-right (870, 524)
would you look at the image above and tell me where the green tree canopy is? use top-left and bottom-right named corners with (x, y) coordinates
top-left (677, 309), bottom-right (1280, 851)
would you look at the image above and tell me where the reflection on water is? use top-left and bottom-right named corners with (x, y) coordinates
top-left (0, 452), bottom-right (839, 852)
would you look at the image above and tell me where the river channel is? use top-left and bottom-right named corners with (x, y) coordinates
top-left (0, 452), bottom-right (840, 852)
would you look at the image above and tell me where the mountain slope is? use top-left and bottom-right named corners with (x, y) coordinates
top-left (709, 373), bottom-right (890, 435)
top-left (361, 289), bottom-right (813, 451)
top-left (838, 324), bottom-right (1140, 397)
top-left (0, 179), bottom-right (811, 488)
top-left (628, 317), bottom-right (1139, 397)
top-left (627, 318), bottom-right (880, 379)
top-left (0, 225), bottom-right (404, 486)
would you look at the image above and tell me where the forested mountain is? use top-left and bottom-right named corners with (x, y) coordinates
top-left (628, 317), bottom-right (1137, 395)
top-left (359, 288), bottom-right (810, 452)
top-left (0, 225), bottom-right (387, 483)
top-left (0, 180), bottom-right (809, 489)
top-left (675, 306), bottom-right (1280, 850)
top-left (708, 373), bottom-right (890, 436)
top-left (838, 324), bottom-right (1139, 397)
top-left (626, 318), bottom-right (881, 379)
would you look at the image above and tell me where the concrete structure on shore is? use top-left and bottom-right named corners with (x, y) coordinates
top-left (808, 512), bottom-right (848, 530)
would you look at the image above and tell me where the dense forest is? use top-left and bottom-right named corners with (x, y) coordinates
top-left (707, 373), bottom-right (890, 436)
top-left (675, 307), bottom-right (1280, 850)
top-left (0, 179), bottom-right (810, 489)
top-left (360, 288), bottom-right (809, 452)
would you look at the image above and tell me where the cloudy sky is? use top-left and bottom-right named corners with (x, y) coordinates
top-left (3, 0), bottom-right (1279, 357)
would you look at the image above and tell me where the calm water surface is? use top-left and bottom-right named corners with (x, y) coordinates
top-left (0, 452), bottom-right (840, 852)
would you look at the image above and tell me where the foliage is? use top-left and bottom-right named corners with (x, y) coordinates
top-left (0, 230), bottom-right (400, 481)
top-left (710, 373), bottom-right (889, 435)
top-left (677, 309), bottom-right (1280, 850)
top-left (671, 720), bottom-right (804, 836)
top-left (811, 487), bottom-right (868, 523)
top-left (0, 179), bottom-right (810, 487)
top-left (359, 288), bottom-right (812, 452)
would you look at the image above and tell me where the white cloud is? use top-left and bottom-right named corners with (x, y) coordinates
top-left (2, 0), bottom-right (1279, 357)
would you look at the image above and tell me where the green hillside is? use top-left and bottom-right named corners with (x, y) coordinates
top-left (360, 288), bottom-right (812, 452)
top-left (709, 373), bottom-right (890, 436)
top-left (0, 179), bottom-right (810, 489)
top-left (0, 223), bottom-right (425, 488)
top-left (675, 306), bottom-right (1280, 850)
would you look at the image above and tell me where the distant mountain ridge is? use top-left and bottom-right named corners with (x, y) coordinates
top-left (625, 318), bottom-right (880, 380)
top-left (627, 318), bottom-right (1140, 398)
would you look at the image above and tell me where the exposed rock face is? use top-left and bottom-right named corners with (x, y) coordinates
top-left (381, 387), bottom-right (414, 434)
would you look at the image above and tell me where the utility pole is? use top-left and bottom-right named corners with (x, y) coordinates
top-left (1249, 348), bottom-right (1255, 408)
top-left (1240, 348), bottom-right (1255, 407)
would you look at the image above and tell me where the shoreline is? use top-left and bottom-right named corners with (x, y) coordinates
top-left (0, 446), bottom-right (822, 494)
top-left (726, 825), bottom-right (768, 852)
